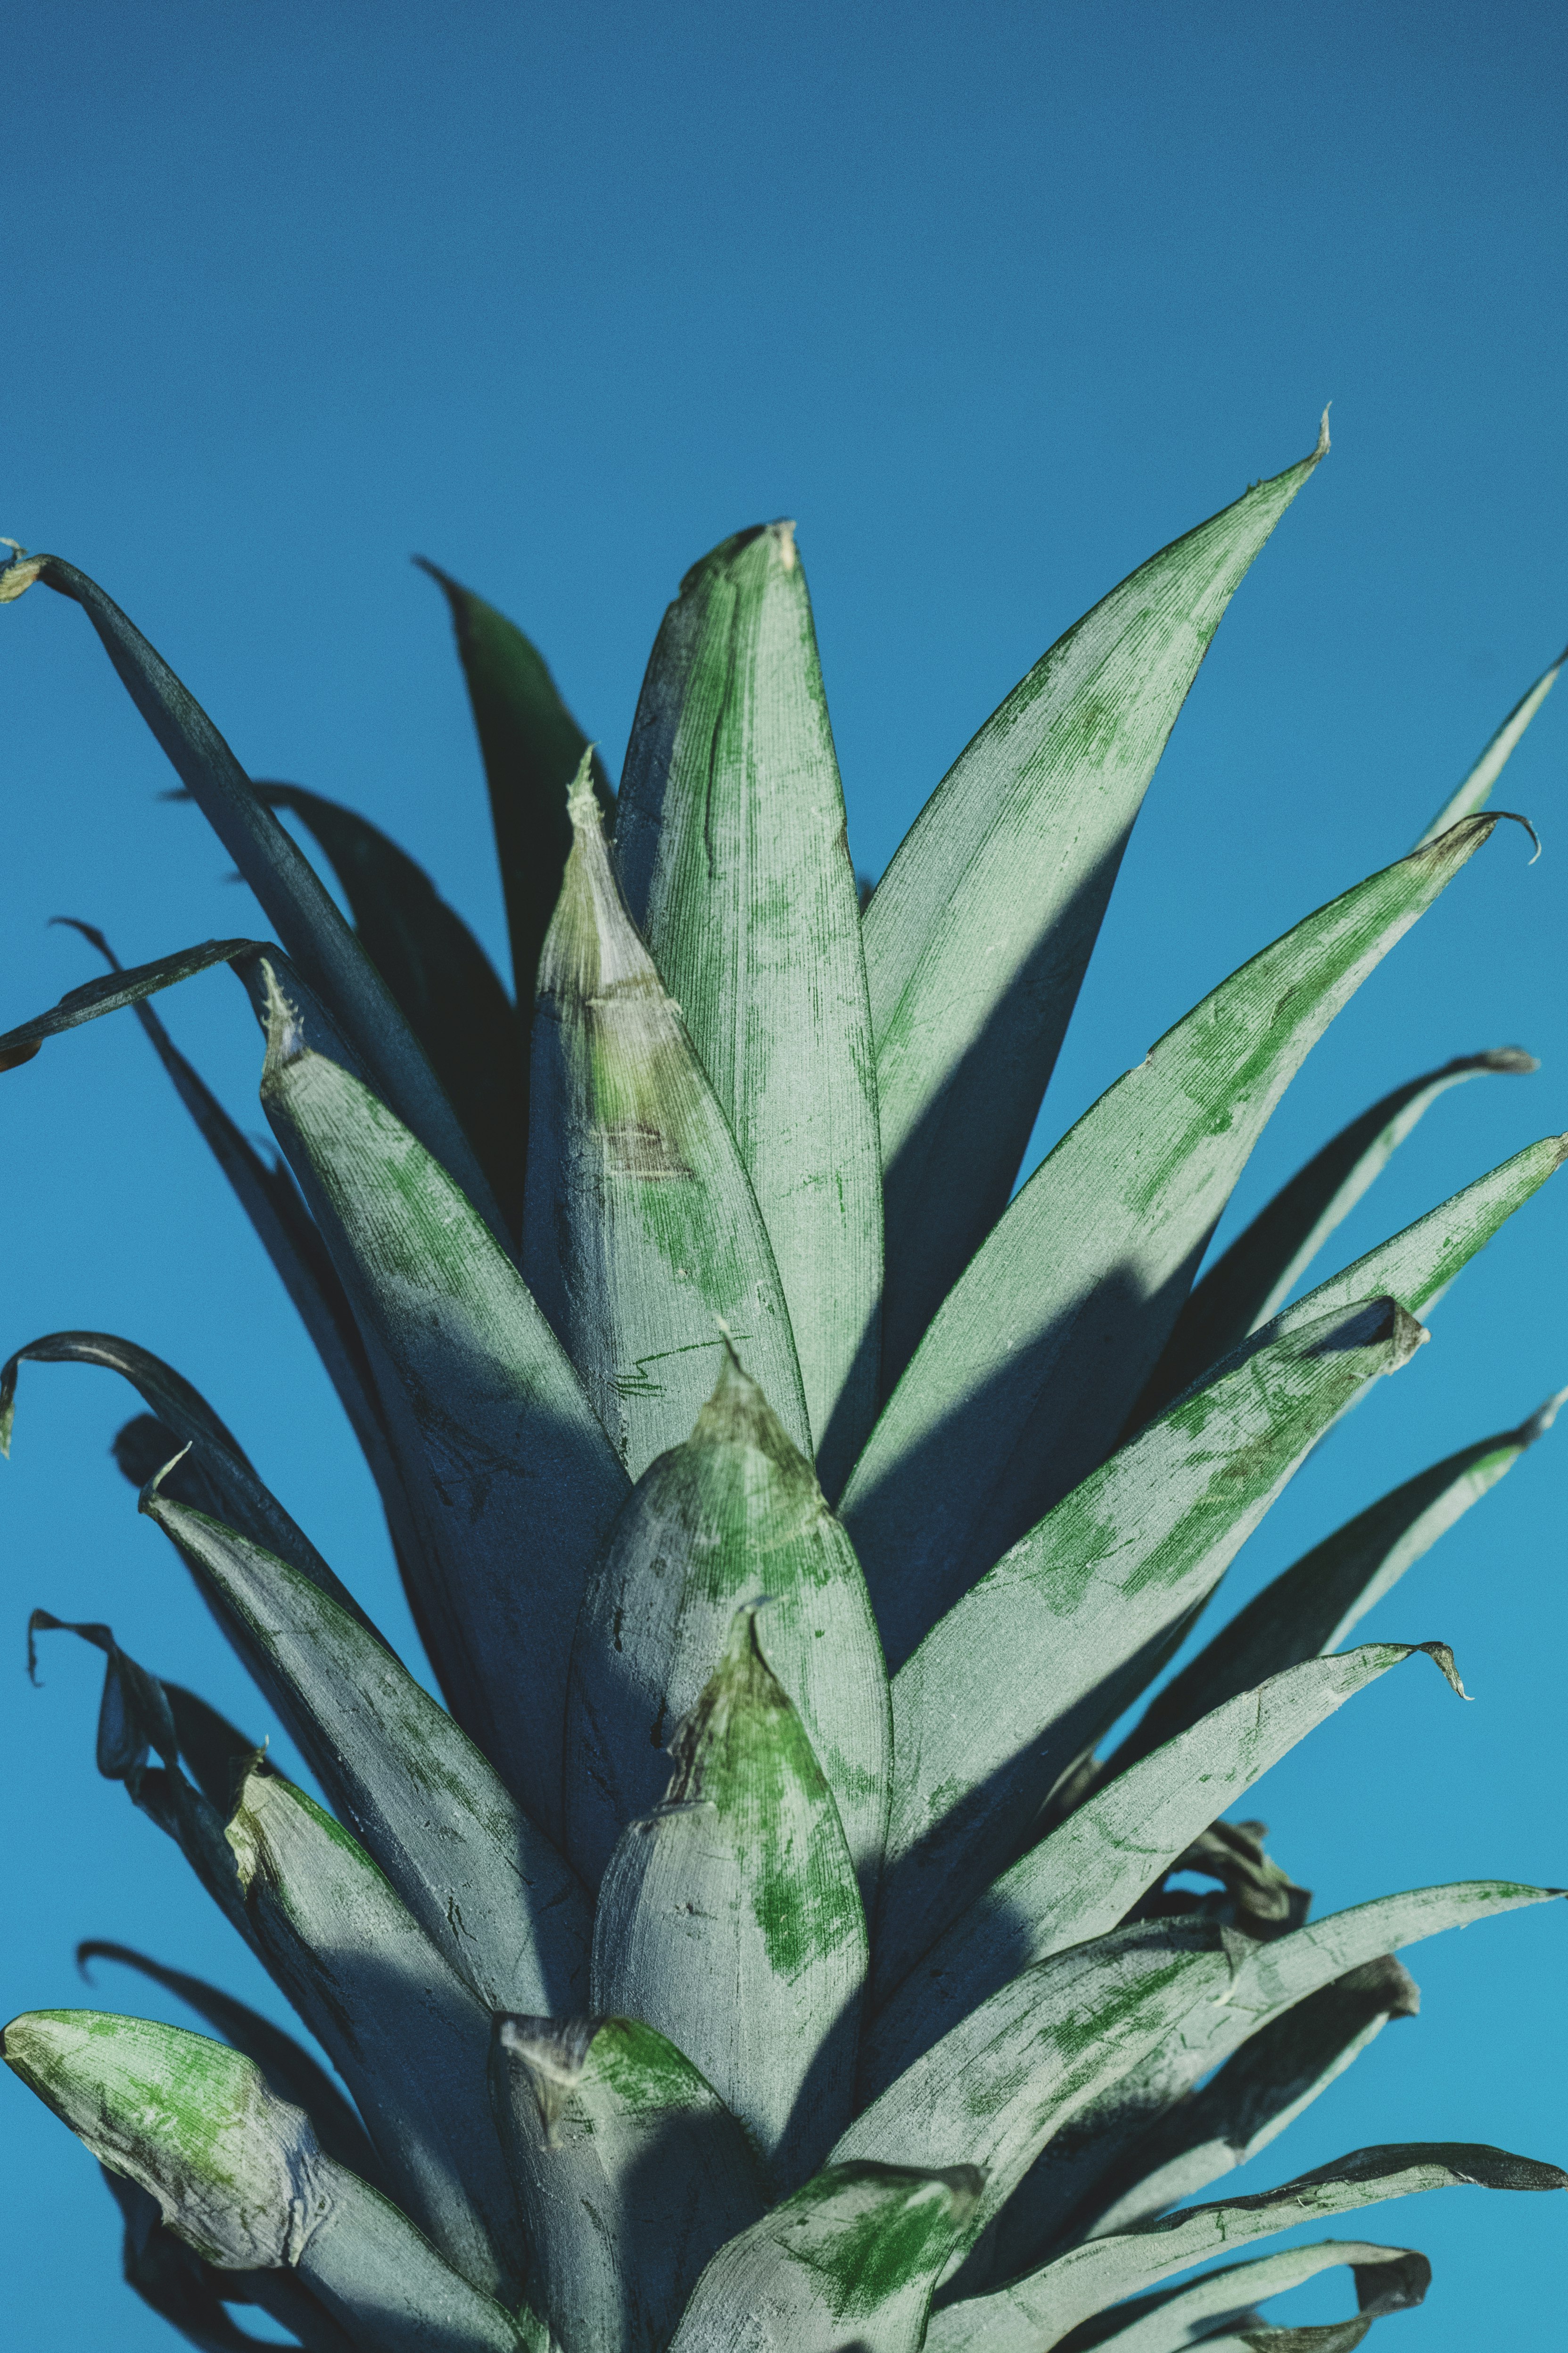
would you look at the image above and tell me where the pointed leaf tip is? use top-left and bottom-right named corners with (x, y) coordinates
top-left (1516, 1387), bottom-right (1568, 1444)
top-left (1316, 404), bottom-right (1332, 457)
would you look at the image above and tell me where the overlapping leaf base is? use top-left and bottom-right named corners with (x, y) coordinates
top-left (2, 432), bottom-right (1565, 2353)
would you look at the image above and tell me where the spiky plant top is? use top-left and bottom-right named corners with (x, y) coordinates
top-left (1, 422), bottom-right (1565, 2353)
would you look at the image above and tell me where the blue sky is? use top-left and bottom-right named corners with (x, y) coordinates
top-left (2, 3), bottom-right (1566, 2344)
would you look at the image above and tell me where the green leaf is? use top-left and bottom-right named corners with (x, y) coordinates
top-left (142, 1491), bottom-right (592, 2015)
top-left (254, 782), bottom-right (527, 1235)
top-left (1, 554), bottom-right (507, 1237)
top-left (875, 1297), bottom-right (1424, 1996)
top-left (928, 2144), bottom-right (1568, 2353)
top-left (1066, 2237), bottom-right (1430, 2353)
top-left (1105, 1392), bottom-right (1561, 1782)
top-left (489, 2012), bottom-right (767, 2353)
top-left (1415, 646), bottom-right (1565, 845)
top-left (52, 921), bottom-right (388, 1498)
top-left (76, 1941), bottom-right (382, 2186)
top-left (225, 1761), bottom-right (526, 2307)
top-left (665, 2161), bottom-right (984, 2353)
top-left (0, 936), bottom-right (259, 1071)
top-left (1082, 1958), bottom-right (1421, 2241)
top-left (837, 1921), bottom-right (1242, 2257)
top-left (525, 758), bottom-right (810, 1477)
top-left (615, 523), bottom-right (883, 1490)
top-left (990, 1880), bottom-right (1562, 2273)
top-left (1137, 1048), bottom-right (1538, 1422)
top-left (257, 965), bottom-right (629, 1837)
top-left (863, 427), bottom-right (1328, 1388)
top-left (4, 2011), bottom-right (527, 2352)
top-left (590, 1602), bottom-right (867, 2196)
top-left (863, 1644), bottom-right (1455, 2098)
top-left (842, 819), bottom-right (1499, 1667)
top-left (416, 557), bottom-right (612, 1002)
top-left (564, 1342), bottom-right (890, 1901)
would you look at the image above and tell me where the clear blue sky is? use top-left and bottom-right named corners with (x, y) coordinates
top-left (2, 4), bottom-right (1565, 2345)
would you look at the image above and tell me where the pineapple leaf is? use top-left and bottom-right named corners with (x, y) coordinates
top-left (1080, 1959), bottom-right (1421, 2242)
top-left (875, 1296), bottom-right (1424, 1994)
top-left (489, 2012), bottom-right (767, 2353)
top-left (843, 818), bottom-right (1501, 1661)
top-left (75, 1940), bottom-right (382, 2185)
top-left (252, 781), bottom-right (527, 1235)
top-left (616, 523), bottom-right (883, 1491)
top-left (53, 920), bottom-right (390, 1500)
top-left (863, 1645), bottom-right (1453, 2098)
top-left (1004, 1880), bottom-right (1562, 2255)
top-left (665, 2160), bottom-right (984, 2353)
top-left (415, 557), bottom-right (613, 1004)
top-left (97, 2162), bottom-right (348, 2353)
top-left (564, 1341), bottom-right (890, 1902)
top-left (864, 427), bottom-right (1328, 1388)
top-left (257, 967), bottom-right (629, 1835)
top-left (1137, 1047), bottom-right (1538, 1421)
top-left (837, 1920), bottom-right (1243, 2258)
top-left (1104, 1392), bottom-right (1562, 1782)
top-left (142, 1494), bottom-right (592, 2015)
top-left (3, 2011), bottom-right (528, 2352)
top-left (930, 2143), bottom-right (1568, 2353)
top-left (2, 554), bottom-right (509, 1237)
top-left (0, 935), bottom-right (261, 1071)
top-left (225, 1761), bottom-right (527, 2306)
top-left (1414, 644), bottom-right (1565, 845)
top-left (590, 1602), bottom-right (867, 2196)
top-left (1067, 2237), bottom-right (1430, 2353)
top-left (525, 758), bottom-right (811, 1475)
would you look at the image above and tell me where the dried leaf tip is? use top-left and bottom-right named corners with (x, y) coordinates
top-left (258, 958), bottom-right (308, 1072)
top-left (137, 1442), bottom-right (195, 1516)
top-left (1515, 1386), bottom-right (1568, 1446)
top-left (495, 2014), bottom-right (602, 2142)
top-left (1412, 1640), bottom-right (1470, 1701)
top-left (772, 519), bottom-right (798, 572)
top-left (1314, 404), bottom-right (1332, 459)
top-left (0, 541), bottom-right (43, 603)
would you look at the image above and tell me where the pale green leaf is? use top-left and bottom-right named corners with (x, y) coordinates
top-left (4, 2011), bottom-right (527, 2352)
top-left (665, 2161), bottom-right (984, 2353)
top-left (564, 1342), bottom-right (890, 1901)
top-left (1415, 647), bottom-right (1565, 845)
top-left (837, 1921), bottom-right (1241, 2257)
top-left (143, 1493), bottom-right (591, 2015)
top-left (526, 758), bottom-right (810, 1477)
top-left (0, 553), bottom-right (507, 1237)
top-left (1105, 1392), bottom-right (1561, 1782)
top-left (257, 966), bottom-right (629, 1837)
top-left (590, 1603), bottom-right (867, 2196)
top-left (225, 1762), bottom-right (525, 2307)
top-left (863, 1644), bottom-right (1452, 2097)
top-left (1069, 2237), bottom-right (1429, 2353)
top-left (875, 1297), bottom-right (1424, 1996)
top-left (929, 2143), bottom-right (1568, 2353)
top-left (864, 427), bottom-right (1329, 1387)
top-left (489, 2012), bottom-right (766, 2353)
top-left (843, 820), bottom-right (1498, 1668)
top-left (1138, 1048), bottom-right (1537, 1420)
top-left (616, 523), bottom-right (882, 1489)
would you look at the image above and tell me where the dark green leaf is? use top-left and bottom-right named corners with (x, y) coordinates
top-left (863, 428), bottom-right (1329, 1391)
top-left (665, 2162), bottom-right (984, 2353)
top-left (524, 760), bottom-right (810, 1477)
top-left (254, 782), bottom-right (526, 1234)
top-left (416, 557), bottom-right (612, 1007)
top-left (591, 1603), bottom-right (867, 2196)
top-left (564, 1342), bottom-right (890, 1902)
top-left (843, 820), bottom-right (1498, 1667)
top-left (1105, 1392), bottom-right (1560, 1783)
top-left (0, 936), bottom-right (259, 1071)
top-left (616, 522), bottom-right (883, 1489)
top-left (144, 1491), bottom-right (591, 2015)
top-left (875, 1297), bottom-right (1423, 1996)
top-left (0, 553), bottom-right (506, 1236)
top-left (489, 2012), bottom-right (766, 2353)
top-left (1137, 1048), bottom-right (1537, 1422)
top-left (77, 1942), bottom-right (380, 2184)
